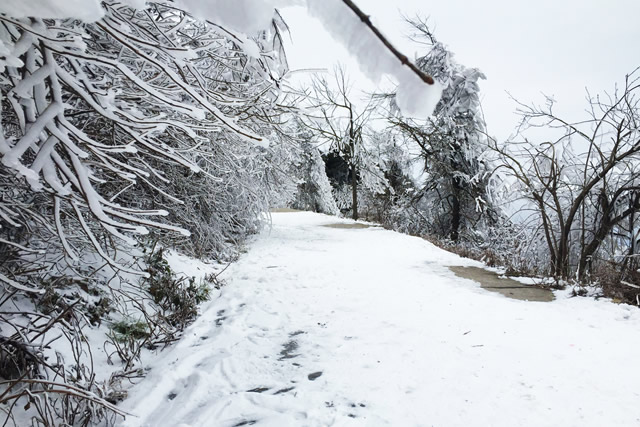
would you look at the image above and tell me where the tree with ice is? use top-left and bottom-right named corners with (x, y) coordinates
top-left (389, 19), bottom-right (495, 243)
top-left (0, 2), bottom-right (293, 424)
top-left (300, 66), bottom-right (378, 220)
top-left (490, 69), bottom-right (640, 281)
top-left (284, 117), bottom-right (340, 215)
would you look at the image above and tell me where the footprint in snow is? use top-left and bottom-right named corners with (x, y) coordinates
top-left (273, 386), bottom-right (295, 395)
top-left (215, 309), bottom-right (226, 326)
top-left (278, 340), bottom-right (299, 361)
top-left (308, 371), bottom-right (322, 381)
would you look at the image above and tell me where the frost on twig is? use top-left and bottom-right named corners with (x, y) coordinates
top-left (0, 2), bottom-right (289, 282)
top-left (177, 0), bottom-right (440, 118)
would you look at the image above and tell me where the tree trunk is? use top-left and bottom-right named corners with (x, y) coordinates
top-left (555, 234), bottom-right (570, 279)
top-left (351, 162), bottom-right (358, 220)
top-left (450, 178), bottom-right (462, 242)
top-left (577, 219), bottom-right (614, 279)
top-left (577, 192), bottom-right (639, 279)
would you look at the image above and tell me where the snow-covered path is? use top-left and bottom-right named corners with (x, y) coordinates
top-left (122, 212), bottom-right (640, 427)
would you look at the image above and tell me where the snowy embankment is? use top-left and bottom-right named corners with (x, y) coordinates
top-left (121, 212), bottom-right (640, 427)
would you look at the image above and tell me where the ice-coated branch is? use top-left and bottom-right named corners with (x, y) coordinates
top-left (0, 2), bottom-right (293, 286)
top-left (339, 0), bottom-right (434, 86)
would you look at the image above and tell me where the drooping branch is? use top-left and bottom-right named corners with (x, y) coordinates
top-left (340, 0), bottom-right (435, 86)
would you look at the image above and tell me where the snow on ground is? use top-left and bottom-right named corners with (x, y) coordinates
top-left (120, 211), bottom-right (640, 427)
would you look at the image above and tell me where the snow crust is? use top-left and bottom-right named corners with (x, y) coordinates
top-left (395, 67), bottom-right (443, 117)
top-left (121, 211), bottom-right (640, 427)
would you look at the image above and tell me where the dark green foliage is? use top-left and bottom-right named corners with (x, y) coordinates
top-left (144, 248), bottom-right (212, 329)
top-left (110, 320), bottom-right (150, 343)
top-left (87, 297), bottom-right (113, 327)
top-left (323, 150), bottom-right (353, 188)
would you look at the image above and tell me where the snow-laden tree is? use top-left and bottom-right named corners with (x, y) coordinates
top-left (281, 118), bottom-right (339, 215)
top-left (0, 1), bottom-right (292, 287)
top-left (0, 3), bottom-right (296, 425)
top-left (355, 129), bottom-right (420, 225)
top-left (389, 19), bottom-right (495, 243)
top-left (299, 66), bottom-right (379, 220)
top-left (491, 68), bottom-right (640, 280)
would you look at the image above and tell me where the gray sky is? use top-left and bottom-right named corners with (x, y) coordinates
top-left (280, 0), bottom-right (640, 142)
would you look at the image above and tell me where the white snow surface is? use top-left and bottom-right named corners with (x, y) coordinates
top-left (120, 212), bottom-right (640, 426)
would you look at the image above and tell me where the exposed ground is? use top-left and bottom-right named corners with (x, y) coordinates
top-left (449, 266), bottom-right (554, 302)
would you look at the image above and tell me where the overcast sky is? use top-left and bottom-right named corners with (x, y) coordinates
top-left (280, 0), bottom-right (640, 142)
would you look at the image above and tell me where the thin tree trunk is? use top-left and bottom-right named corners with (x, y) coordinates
top-left (556, 235), bottom-right (569, 278)
top-left (450, 178), bottom-right (461, 242)
top-left (351, 162), bottom-right (358, 220)
top-left (577, 222), bottom-right (611, 280)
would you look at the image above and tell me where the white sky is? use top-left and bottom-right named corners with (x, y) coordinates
top-left (280, 0), bottom-right (640, 142)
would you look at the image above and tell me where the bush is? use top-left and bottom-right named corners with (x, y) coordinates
top-left (144, 248), bottom-right (212, 330)
top-left (110, 320), bottom-right (150, 343)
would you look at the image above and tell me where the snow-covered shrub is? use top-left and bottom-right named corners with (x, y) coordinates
top-left (355, 131), bottom-right (417, 223)
top-left (110, 319), bottom-right (150, 343)
top-left (0, 1), bottom-right (291, 287)
top-left (131, 133), bottom-right (285, 259)
top-left (0, 292), bottom-right (127, 426)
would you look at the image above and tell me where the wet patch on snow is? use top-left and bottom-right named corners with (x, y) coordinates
top-left (449, 266), bottom-right (554, 302)
top-left (321, 222), bottom-right (376, 229)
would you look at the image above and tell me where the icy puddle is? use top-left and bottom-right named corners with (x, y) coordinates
top-left (449, 266), bottom-right (554, 302)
